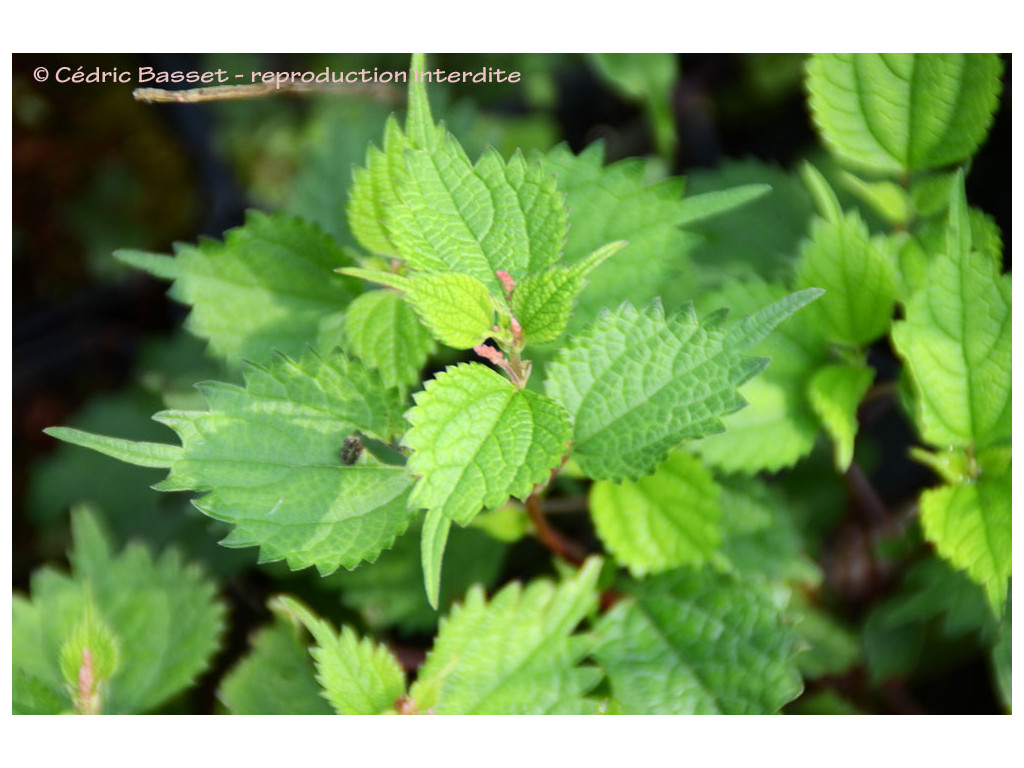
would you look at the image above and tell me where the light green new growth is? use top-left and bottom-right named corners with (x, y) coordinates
top-left (403, 362), bottom-right (572, 604)
top-left (272, 596), bottom-right (406, 715)
top-left (13, 507), bottom-right (224, 714)
top-left (594, 568), bottom-right (803, 714)
top-left (409, 558), bottom-right (603, 714)
top-left (339, 267), bottom-right (496, 350)
top-left (49, 350), bottom-right (416, 575)
top-left (115, 211), bottom-right (360, 366)
top-left (342, 288), bottom-right (437, 392)
top-left (808, 363), bottom-right (875, 472)
top-left (385, 135), bottom-right (568, 295)
top-left (347, 52), bottom-right (443, 256)
top-left (545, 289), bottom-right (822, 481)
top-left (806, 53), bottom-right (1003, 174)
top-left (590, 449), bottom-right (721, 575)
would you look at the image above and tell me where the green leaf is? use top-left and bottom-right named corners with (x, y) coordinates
top-left (385, 135), bottom-right (567, 294)
top-left (409, 558), bottom-right (603, 714)
top-left (540, 144), bottom-right (767, 330)
top-left (694, 278), bottom-right (829, 474)
top-left (807, 363), bottom-right (875, 472)
top-left (13, 507), bottom-right (224, 714)
top-left (218, 615), bottom-right (334, 715)
top-left (50, 350), bottom-right (416, 574)
top-left (796, 205), bottom-right (897, 347)
top-left (594, 568), bottom-right (803, 714)
top-left (891, 181), bottom-right (1011, 450)
top-left (840, 171), bottom-right (914, 227)
top-left (512, 240), bottom-right (626, 344)
top-left (546, 290), bottom-right (822, 482)
top-left (718, 477), bottom-right (821, 587)
top-left (589, 449), bottom-right (721, 576)
top-left (806, 53), bottom-right (1003, 173)
top-left (115, 211), bottom-right (361, 366)
top-left (687, 159), bottom-right (814, 286)
top-left (788, 593), bottom-right (861, 680)
top-left (920, 471), bottom-right (1011, 615)
top-left (342, 288), bottom-right (436, 392)
top-left (273, 596), bottom-right (405, 715)
top-left (404, 362), bottom-right (572, 526)
top-left (421, 506), bottom-right (452, 610)
top-left (346, 55), bottom-right (444, 256)
top-left (340, 268), bottom-right (495, 350)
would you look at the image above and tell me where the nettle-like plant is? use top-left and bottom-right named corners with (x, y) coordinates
top-left (17, 53), bottom-right (1009, 715)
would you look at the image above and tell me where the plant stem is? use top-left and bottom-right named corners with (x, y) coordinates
top-left (525, 493), bottom-right (586, 566)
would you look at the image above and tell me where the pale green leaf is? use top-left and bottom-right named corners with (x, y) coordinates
top-left (385, 136), bottom-right (567, 294)
top-left (409, 558), bottom-right (603, 714)
top-left (589, 449), bottom-right (721, 576)
top-left (421, 506), bottom-right (452, 610)
top-left (512, 240), bottom-right (626, 344)
top-left (594, 568), bottom-right (803, 714)
top-left (546, 290), bottom-right (821, 482)
top-left (796, 206), bottom-right (897, 347)
top-left (920, 471), bottom-right (1011, 615)
top-left (694, 278), bottom-right (829, 474)
top-left (342, 288), bottom-right (436, 392)
top-left (404, 362), bottom-right (572, 525)
top-left (806, 53), bottom-right (1003, 173)
top-left (13, 507), bottom-right (224, 714)
top-left (807, 363), bottom-right (875, 472)
top-left (840, 172), bottom-right (914, 227)
top-left (42, 426), bottom-right (179, 469)
top-left (346, 55), bottom-right (444, 256)
top-left (273, 596), bottom-right (405, 715)
top-left (891, 186), bottom-right (1011, 450)
top-left (115, 211), bottom-right (361, 366)
top-left (218, 616), bottom-right (334, 715)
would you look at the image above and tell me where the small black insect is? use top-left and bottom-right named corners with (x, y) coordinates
top-left (340, 434), bottom-right (364, 466)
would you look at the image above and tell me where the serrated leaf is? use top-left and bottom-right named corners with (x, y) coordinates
top-left (687, 159), bottom-right (815, 286)
top-left (115, 211), bottom-right (361, 366)
top-left (49, 349), bottom-right (415, 574)
top-left (694, 278), bottom-right (829, 474)
top-left (347, 55), bottom-right (444, 256)
top-left (808, 363), bottom-right (875, 472)
top-left (13, 507), bottom-right (224, 714)
top-left (273, 596), bottom-right (406, 715)
top-left (405, 363), bottom-right (572, 526)
top-left (589, 449), bottom-right (721, 576)
top-left (385, 136), bottom-right (567, 294)
top-left (218, 616), bottom-right (334, 715)
top-left (546, 290), bottom-right (821, 482)
top-left (807, 53), bottom-right (1003, 174)
top-left (796, 207), bottom-right (897, 347)
top-left (920, 471), bottom-right (1011, 615)
top-left (594, 568), bottom-right (803, 714)
top-left (342, 288), bottom-right (436, 392)
top-left (541, 144), bottom-right (766, 330)
top-left (409, 558), bottom-right (603, 714)
top-left (891, 180), bottom-right (1011, 450)
top-left (512, 240), bottom-right (626, 344)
